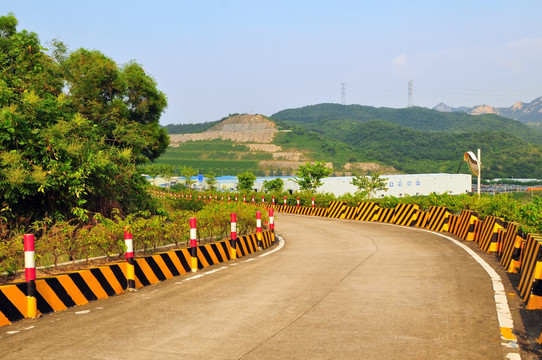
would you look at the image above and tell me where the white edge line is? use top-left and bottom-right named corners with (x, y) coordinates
top-left (259, 235), bottom-right (284, 258)
top-left (413, 227), bottom-right (521, 359)
top-left (175, 237), bottom-right (284, 283)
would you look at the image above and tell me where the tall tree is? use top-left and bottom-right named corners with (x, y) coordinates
top-left (0, 14), bottom-right (169, 222)
top-left (237, 172), bottom-right (256, 192)
top-left (351, 172), bottom-right (388, 199)
top-left (294, 161), bottom-right (333, 192)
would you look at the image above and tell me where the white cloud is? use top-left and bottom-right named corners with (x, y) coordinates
top-left (390, 54), bottom-right (408, 72)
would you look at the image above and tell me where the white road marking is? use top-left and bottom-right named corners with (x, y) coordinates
top-left (259, 236), bottom-right (284, 258)
top-left (75, 310), bottom-right (91, 315)
top-left (24, 326), bottom-right (35, 330)
top-left (416, 228), bottom-right (521, 359)
top-left (6, 331), bottom-right (19, 335)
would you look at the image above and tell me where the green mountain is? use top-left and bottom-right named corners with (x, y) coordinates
top-left (156, 104), bottom-right (542, 179)
top-left (270, 104), bottom-right (542, 178)
top-left (271, 103), bottom-right (542, 144)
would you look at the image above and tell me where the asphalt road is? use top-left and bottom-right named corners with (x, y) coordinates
top-left (0, 214), bottom-right (524, 359)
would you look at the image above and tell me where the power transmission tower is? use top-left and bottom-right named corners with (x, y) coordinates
top-left (407, 80), bottom-right (413, 107)
top-left (341, 82), bottom-right (346, 105)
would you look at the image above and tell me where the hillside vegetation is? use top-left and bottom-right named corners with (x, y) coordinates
top-left (270, 104), bottom-right (542, 178)
top-left (271, 103), bottom-right (542, 144)
top-left (157, 104), bottom-right (542, 179)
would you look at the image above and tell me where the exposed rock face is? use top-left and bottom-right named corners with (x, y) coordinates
top-left (169, 114), bottom-right (279, 146)
top-left (432, 96), bottom-right (542, 123)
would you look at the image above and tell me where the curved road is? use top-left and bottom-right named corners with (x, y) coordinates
top-left (0, 214), bottom-right (524, 359)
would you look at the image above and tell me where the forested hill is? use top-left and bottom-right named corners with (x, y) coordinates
top-left (332, 120), bottom-right (542, 178)
top-left (164, 120), bottom-right (221, 134)
top-left (271, 103), bottom-right (542, 144)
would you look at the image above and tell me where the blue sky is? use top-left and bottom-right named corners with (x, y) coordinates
top-left (5, 1), bottom-right (542, 124)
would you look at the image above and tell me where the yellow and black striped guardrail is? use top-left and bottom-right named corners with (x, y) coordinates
top-left (0, 230), bottom-right (275, 327)
top-left (264, 199), bottom-right (542, 315)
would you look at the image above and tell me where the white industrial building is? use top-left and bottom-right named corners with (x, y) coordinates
top-left (264, 173), bottom-right (471, 197)
top-left (151, 173), bottom-right (472, 197)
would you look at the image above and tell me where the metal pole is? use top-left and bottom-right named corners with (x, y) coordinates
top-left (477, 148), bottom-right (481, 196)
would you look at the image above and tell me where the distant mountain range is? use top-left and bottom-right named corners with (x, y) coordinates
top-left (433, 97), bottom-right (542, 125)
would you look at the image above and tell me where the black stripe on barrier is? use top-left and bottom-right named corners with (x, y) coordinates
top-left (134, 262), bottom-right (151, 286)
top-left (218, 241), bottom-right (231, 261)
top-left (173, 250), bottom-right (192, 273)
top-left (33, 288), bottom-right (54, 315)
top-left (0, 287), bottom-right (24, 322)
top-left (68, 273), bottom-right (98, 301)
top-left (110, 264), bottom-right (128, 290)
top-left (145, 257), bottom-right (167, 281)
top-left (89, 269), bottom-right (117, 297)
top-left (210, 243), bottom-right (224, 263)
top-left (160, 253), bottom-right (180, 277)
top-left (199, 246), bottom-right (215, 266)
top-left (44, 277), bottom-right (76, 308)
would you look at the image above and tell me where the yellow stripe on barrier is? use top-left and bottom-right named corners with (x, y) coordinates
top-left (35, 279), bottom-right (67, 312)
top-left (518, 234), bottom-right (542, 307)
top-left (78, 270), bottom-right (110, 299)
top-left (56, 274), bottom-right (90, 306)
top-left (477, 216), bottom-right (506, 253)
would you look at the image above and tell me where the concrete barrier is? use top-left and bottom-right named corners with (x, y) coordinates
top-left (0, 230), bottom-right (275, 327)
top-left (476, 216), bottom-right (506, 253)
top-left (499, 223), bottom-right (526, 274)
top-left (517, 233), bottom-right (542, 309)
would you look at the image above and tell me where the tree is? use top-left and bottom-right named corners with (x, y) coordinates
top-left (0, 14), bottom-right (168, 222)
top-left (263, 178), bottom-right (284, 193)
top-left (159, 164), bottom-right (175, 188)
top-left (181, 165), bottom-right (197, 189)
top-left (237, 172), bottom-right (256, 191)
top-left (351, 172), bottom-right (388, 199)
top-left (294, 161), bottom-right (333, 192)
top-left (205, 171), bottom-right (218, 191)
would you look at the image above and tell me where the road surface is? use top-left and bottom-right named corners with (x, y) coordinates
top-left (0, 214), bottom-right (525, 359)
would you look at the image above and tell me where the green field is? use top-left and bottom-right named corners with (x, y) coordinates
top-left (154, 140), bottom-right (270, 175)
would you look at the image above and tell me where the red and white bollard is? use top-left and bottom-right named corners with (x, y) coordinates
top-left (272, 196), bottom-right (275, 206)
top-left (256, 211), bottom-right (263, 250)
top-left (228, 195), bottom-right (230, 202)
top-left (284, 196), bottom-right (287, 206)
top-left (124, 229), bottom-right (136, 291)
top-left (243, 195), bottom-right (246, 203)
top-left (269, 208), bottom-right (274, 233)
top-left (262, 196), bottom-right (265, 204)
top-left (190, 218), bottom-right (198, 272)
top-left (252, 195), bottom-right (255, 204)
top-left (24, 234), bottom-right (37, 318)
top-left (311, 197), bottom-right (315, 208)
top-left (230, 213), bottom-right (237, 260)
top-left (297, 197), bottom-right (300, 208)
top-left (235, 195), bottom-right (238, 202)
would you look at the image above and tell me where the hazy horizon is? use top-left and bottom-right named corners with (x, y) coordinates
top-left (5, 1), bottom-right (542, 125)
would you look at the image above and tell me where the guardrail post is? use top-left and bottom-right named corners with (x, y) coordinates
top-left (243, 195), bottom-right (246, 203)
top-left (252, 195), bottom-right (255, 204)
top-left (312, 197), bottom-right (315, 208)
top-left (272, 196), bottom-right (275, 206)
top-left (235, 195), bottom-right (238, 202)
top-left (262, 195), bottom-right (265, 204)
top-left (230, 213), bottom-right (237, 260)
top-left (269, 208), bottom-right (274, 234)
top-left (297, 197), bottom-right (300, 208)
top-left (190, 218), bottom-right (198, 272)
top-left (24, 234), bottom-right (37, 318)
top-left (124, 229), bottom-right (136, 291)
top-left (284, 196), bottom-right (287, 206)
top-left (256, 211), bottom-right (263, 251)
